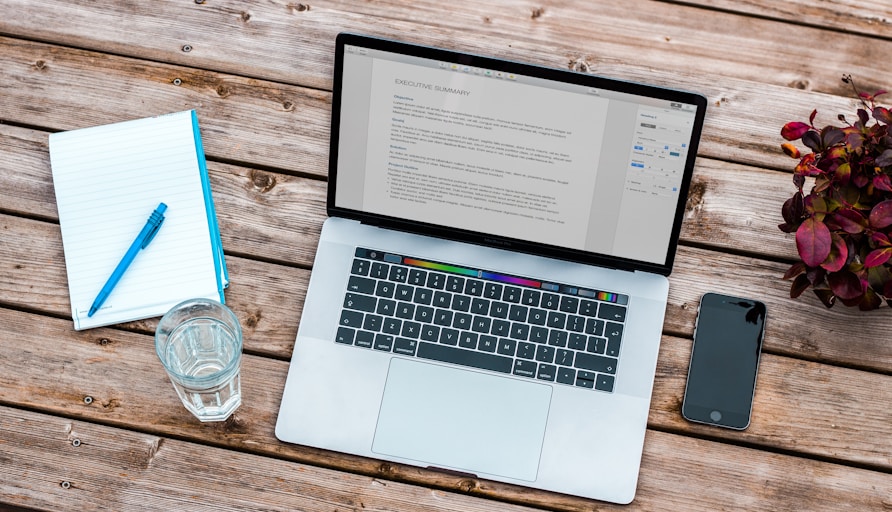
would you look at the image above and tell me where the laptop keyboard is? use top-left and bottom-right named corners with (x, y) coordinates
top-left (335, 248), bottom-right (628, 393)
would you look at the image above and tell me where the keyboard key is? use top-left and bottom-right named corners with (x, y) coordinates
top-left (382, 317), bottom-right (401, 335)
top-left (517, 341), bottom-right (536, 359)
top-left (522, 289), bottom-right (541, 307)
top-left (472, 316), bottom-right (492, 333)
top-left (536, 363), bottom-right (557, 382)
top-left (355, 330), bottom-right (374, 348)
top-left (413, 288), bottom-right (432, 305)
top-left (459, 332), bottom-right (478, 349)
top-left (568, 333), bottom-right (587, 351)
top-left (547, 311), bottom-right (566, 329)
top-left (541, 293), bottom-right (560, 310)
top-left (547, 330), bottom-right (568, 347)
top-left (464, 279), bottom-right (484, 296)
top-left (433, 291), bottom-right (451, 308)
top-left (483, 282), bottom-right (503, 299)
top-left (598, 303), bottom-right (627, 322)
top-left (479, 335), bottom-right (497, 352)
top-left (374, 334), bottom-right (394, 352)
top-left (394, 337), bottom-right (418, 356)
top-left (427, 272), bottom-right (446, 289)
top-left (587, 336), bottom-right (606, 354)
top-left (335, 327), bottom-right (355, 344)
top-left (497, 338), bottom-right (517, 356)
top-left (452, 312), bottom-right (472, 330)
top-left (490, 302), bottom-right (509, 319)
top-left (433, 309), bottom-right (453, 327)
top-left (528, 308), bottom-right (547, 325)
top-left (530, 326), bottom-right (548, 344)
top-left (362, 314), bottom-right (382, 332)
top-left (513, 359), bottom-right (537, 378)
top-left (491, 319), bottom-right (510, 337)
top-left (375, 281), bottom-right (395, 298)
top-left (580, 299), bottom-right (598, 317)
top-left (606, 338), bottom-right (621, 358)
top-left (401, 321), bottom-right (421, 339)
top-left (417, 342), bottom-right (512, 373)
top-left (451, 294), bottom-right (471, 312)
top-left (576, 370), bottom-right (596, 388)
top-left (339, 310), bottom-right (363, 328)
top-left (510, 323), bottom-right (530, 341)
top-left (585, 318), bottom-right (605, 336)
top-left (556, 367), bottom-right (575, 385)
top-left (420, 324), bottom-right (439, 342)
top-left (351, 258), bottom-right (370, 276)
top-left (535, 345), bottom-right (555, 363)
top-left (595, 374), bottom-right (615, 392)
top-left (439, 328), bottom-right (460, 345)
top-left (370, 262), bottom-right (389, 279)
top-left (344, 293), bottom-right (376, 312)
top-left (395, 284), bottom-right (414, 301)
top-left (395, 302), bottom-right (415, 320)
top-left (574, 353), bottom-right (618, 374)
top-left (414, 305), bottom-right (434, 323)
top-left (388, 266), bottom-right (408, 283)
top-left (446, 276), bottom-right (465, 293)
top-left (605, 322), bottom-right (624, 348)
top-left (346, 276), bottom-right (375, 294)
top-left (555, 349), bottom-right (574, 366)
top-left (470, 297), bottom-right (490, 315)
top-left (376, 299), bottom-right (396, 316)
top-left (509, 304), bottom-right (528, 322)
top-left (408, 268), bottom-right (427, 286)
top-left (503, 286), bottom-right (522, 303)
top-left (567, 315), bottom-right (585, 332)
top-left (560, 296), bottom-right (579, 313)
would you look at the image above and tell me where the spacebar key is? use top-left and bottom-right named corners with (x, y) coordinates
top-left (416, 342), bottom-right (513, 373)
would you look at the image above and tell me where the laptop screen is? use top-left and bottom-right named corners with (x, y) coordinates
top-left (329, 34), bottom-right (707, 275)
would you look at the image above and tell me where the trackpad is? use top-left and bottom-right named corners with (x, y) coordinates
top-left (372, 358), bottom-right (552, 482)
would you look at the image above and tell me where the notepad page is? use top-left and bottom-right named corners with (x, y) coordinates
top-left (50, 111), bottom-right (223, 330)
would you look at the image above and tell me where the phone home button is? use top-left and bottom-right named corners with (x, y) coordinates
top-left (710, 410), bottom-right (722, 422)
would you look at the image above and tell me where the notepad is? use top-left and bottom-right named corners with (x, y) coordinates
top-left (49, 110), bottom-right (229, 330)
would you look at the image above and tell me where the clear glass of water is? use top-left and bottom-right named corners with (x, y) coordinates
top-left (155, 298), bottom-right (243, 422)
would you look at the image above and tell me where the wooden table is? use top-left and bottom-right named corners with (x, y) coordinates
top-left (2, 1), bottom-right (891, 510)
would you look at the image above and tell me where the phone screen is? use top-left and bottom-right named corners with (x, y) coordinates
top-left (682, 293), bottom-right (767, 430)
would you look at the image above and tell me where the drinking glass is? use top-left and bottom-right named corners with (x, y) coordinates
top-left (155, 298), bottom-right (243, 422)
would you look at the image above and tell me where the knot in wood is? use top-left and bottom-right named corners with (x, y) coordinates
top-left (240, 11), bottom-right (251, 22)
top-left (245, 310), bottom-right (262, 328)
top-left (568, 56), bottom-right (593, 73)
top-left (216, 84), bottom-right (231, 98)
top-left (249, 170), bottom-right (277, 193)
top-left (289, 2), bottom-right (310, 12)
top-left (33, 60), bottom-right (47, 71)
top-left (531, 7), bottom-right (545, 19)
top-left (282, 101), bottom-right (295, 112)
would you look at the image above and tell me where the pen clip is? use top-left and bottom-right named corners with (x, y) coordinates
top-left (141, 206), bottom-right (167, 248)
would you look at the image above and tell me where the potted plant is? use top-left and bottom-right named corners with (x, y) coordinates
top-left (779, 75), bottom-right (892, 310)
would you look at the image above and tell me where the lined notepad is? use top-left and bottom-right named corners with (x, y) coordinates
top-left (49, 110), bottom-right (228, 330)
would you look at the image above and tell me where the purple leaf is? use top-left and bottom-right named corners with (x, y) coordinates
top-left (820, 233), bottom-right (849, 272)
top-left (827, 271), bottom-right (864, 300)
top-left (876, 149), bottom-right (892, 167)
top-left (874, 173), bottom-right (892, 192)
top-left (834, 208), bottom-right (866, 233)
top-left (781, 122), bottom-right (810, 141)
top-left (858, 288), bottom-right (883, 310)
top-left (783, 262), bottom-right (806, 280)
top-left (796, 218), bottom-right (832, 267)
top-left (781, 192), bottom-right (804, 224)
top-left (864, 247), bottom-right (892, 268)
top-left (813, 288), bottom-right (836, 308)
top-left (802, 130), bottom-right (822, 152)
top-left (858, 108), bottom-right (870, 126)
top-left (868, 200), bottom-right (892, 229)
top-left (790, 274), bottom-right (810, 298)
top-left (822, 127), bottom-right (845, 147)
top-left (874, 106), bottom-right (892, 125)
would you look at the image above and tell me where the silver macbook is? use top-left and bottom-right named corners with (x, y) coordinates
top-left (276, 33), bottom-right (706, 504)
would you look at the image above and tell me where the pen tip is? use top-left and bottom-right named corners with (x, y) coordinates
top-left (88, 306), bottom-right (97, 317)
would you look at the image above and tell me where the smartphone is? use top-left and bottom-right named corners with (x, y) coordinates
top-left (681, 292), bottom-right (767, 430)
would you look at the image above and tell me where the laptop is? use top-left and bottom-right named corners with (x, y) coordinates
top-left (276, 33), bottom-right (706, 504)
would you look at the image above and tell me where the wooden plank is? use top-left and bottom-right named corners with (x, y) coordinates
top-left (1, 0), bottom-right (889, 98)
top-left (0, 214), bottom-right (307, 357)
top-left (0, 25), bottom-right (873, 177)
top-left (0, 37), bottom-right (332, 179)
top-left (1, 309), bottom-right (890, 510)
top-left (677, 0), bottom-right (892, 41)
top-left (0, 407), bottom-right (541, 512)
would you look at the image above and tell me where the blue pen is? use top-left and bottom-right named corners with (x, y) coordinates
top-left (88, 202), bottom-right (168, 317)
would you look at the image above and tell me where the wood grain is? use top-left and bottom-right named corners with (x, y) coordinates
top-left (0, 309), bottom-right (890, 511)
